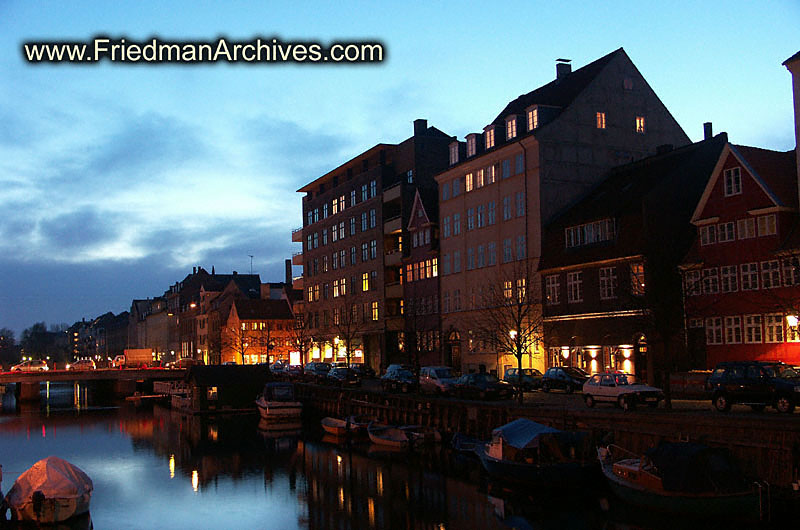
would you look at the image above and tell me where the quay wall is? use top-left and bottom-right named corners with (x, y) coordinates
top-left (297, 384), bottom-right (800, 489)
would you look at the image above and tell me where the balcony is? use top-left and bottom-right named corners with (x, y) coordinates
top-left (385, 281), bottom-right (403, 299)
top-left (291, 227), bottom-right (303, 242)
top-left (292, 251), bottom-right (303, 266)
top-left (384, 215), bottom-right (402, 235)
top-left (384, 314), bottom-right (404, 331)
top-left (383, 182), bottom-right (401, 203)
top-left (292, 275), bottom-right (303, 290)
top-left (384, 248), bottom-right (402, 267)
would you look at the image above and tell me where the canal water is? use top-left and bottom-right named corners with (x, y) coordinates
top-left (0, 383), bottom-right (773, 529)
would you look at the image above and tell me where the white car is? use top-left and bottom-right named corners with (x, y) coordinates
top-left (582, 372), bottom-right (664, 410)
top-left (66, 359), bottom-right (96, 371)
top-left (419, 366), bottom-right (458, 394)
top-left (10, 359), bottom-right (49, 372)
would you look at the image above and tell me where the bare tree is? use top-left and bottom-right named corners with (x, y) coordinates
top-left (331, 304), bottom-right (365, 367)
top-left (221, 324), bottom-right (253, 364)
top-left (289, 313), bottom-right (313, 365)
top-left (469, 262), bottom-right (544, 404)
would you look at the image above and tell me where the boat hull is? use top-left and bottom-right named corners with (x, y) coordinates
top-left (255, 397), bottom-right (302, 421)
top-left (7, 493), bottom-right (91, 524)
top-left (367, 424), bottom-right (409, 449)
top-left (476, 445), bottom-right (595, 488)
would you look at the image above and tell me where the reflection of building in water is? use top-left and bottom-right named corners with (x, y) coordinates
top-left (295, 441), bottom-right (503, 530)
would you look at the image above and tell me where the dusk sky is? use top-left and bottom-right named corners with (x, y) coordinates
top-left (1, 1), bottom-right (798, 338)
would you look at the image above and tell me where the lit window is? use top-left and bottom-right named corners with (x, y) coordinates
top-left (723, 167), bottom-right (741, 197)
top-left (596, 112), bottom-right (606, 129)
top-left (465, 172), bottom-right (474, 192)
top-left (503, 280), bottom-right (512, 300)
top-left (506, 117), bottom-right (517, 140)
top-left (765, 314), bottom-right (784, 343)
top-left (635, 116), bottom-right (646, 133)
top-left (737, 218), bottom-right (755, 239)
top-left (630, 262), bottom-right (645, 295)
top-left (567, 272), bottom-right (583, 303)
top-left (527, 107), bottom-right (538, 131)
top-left (466, 136), bottom-right (476, 157)
top-left (545, 275), bottom-right (560, 305)
top-left (783, 257), bottom-right (800, 286)
top-left (485, 128), bottom-right (495, 149)
top-left (725, 316), bottom-right (742, 344)
top-left (486, 165), bottom-right (496, 185)
top-left (371, 301), bottom-right (379, 321)
top-left (476, 169), bottom-right (485, 188)
top-left (449, 143), bottom-right (459, 165)
top-left (362, 273), bottom-right (369, 292)
top-left (757, 214), bottom-right (776, 236)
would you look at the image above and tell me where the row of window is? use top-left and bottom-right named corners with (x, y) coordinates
top-left (306, 271), bottom-right (379, 303)
top-left (411, 228), bottom-right (430, 248)
top-left (238, 321), bottom-right (292, 331)
top-left (440, 280), bottom-right (525, 313)
top-left (405, 258), bottom-right (439, 283)
top-left (442, 194), bottom-right (525, 238)
top-left (405, 295), bottom-right (439, 316)
top-left (305, 180), bottom-right (377, 226)
top-left (305, 209), bottom-right (378, 251)
top-left (305, 301), bottom-right (380, 330)
top-left (441, 237), bottom-right (526, 275)
top-left (698, 214), bottom-right (777, 245)
top-left (698, 314), bottom-right (799, 345)
top-left (545, 263), bottom-right (645, 305)
top-left (441, 155), bottom-right (525, 200)
top-left (565, 218), bottom-right (616, 249)
top-left (306, 239), bottom-right (379, 277)
top-left (684, 258), bottom-right (800, 295)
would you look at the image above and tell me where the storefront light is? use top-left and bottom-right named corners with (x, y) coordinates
top-left (787, 315), bottom-right (799, 328)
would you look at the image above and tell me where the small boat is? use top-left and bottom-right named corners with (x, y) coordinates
top-left (255, 382), bottom-right (302, 421)
top-left (321, 416), bottom-right (370, 437)
top-left (475, 418), bottom-right (595, 487)
top-left (399, 425), bottom-right (442, 446)
top-left (599, 442), bottom-right (763, 520)
top-left (450, 432), bottom-right (485, 455)
top-left (2, 456), bottom-right (93, 523)
top-left (367, 422), bottom-right (410, 449)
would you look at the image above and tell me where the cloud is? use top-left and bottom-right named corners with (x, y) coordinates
top-left (37, 207), bottom-right (119, 253)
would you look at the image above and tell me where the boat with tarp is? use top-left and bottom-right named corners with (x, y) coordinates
top-left (255, 382), bottom-right (302, 421)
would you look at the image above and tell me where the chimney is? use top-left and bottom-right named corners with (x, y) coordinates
top-left (782, 52), bottom-right (800, 209)
top-left (703, 122), bottom-right (713, 140)
top-left (556, 58), bottom-right (571, 80)
top-left (285, 259), bottom-right (292, 285)
top-left (192, 266), bottom-right (196, 274)
top-left (413, 118), bottom-right (427, 136)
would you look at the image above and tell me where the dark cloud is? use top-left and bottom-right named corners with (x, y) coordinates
top-left (38, 207), bottom-right (119, 252)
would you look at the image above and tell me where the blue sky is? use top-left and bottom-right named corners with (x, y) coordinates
top-left (1, 1), bottom-right (798, 338)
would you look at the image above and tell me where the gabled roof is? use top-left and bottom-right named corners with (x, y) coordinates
top-left (691, 144), bottom-right (797, 222)
top-left (232, 299), bottom-right (294, 321)
top-left (783, 51), bottom-right (800, 66)
top-left (491, 48), bottom-right (624, 126)
top-left (406, 189), bottom-right (432, 230)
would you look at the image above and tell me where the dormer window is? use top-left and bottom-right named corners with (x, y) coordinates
top-left (449, 143), bottom-right (459, 165)
top-left (466, 135), bottom-right (476, 157)
top-left (527, 107), bottom-right (538, 131)
top-left (485, 127), bottom-right (495, 149)
top-left (723, 167), bottom-right (741, 196)
top-left (506, 117), bottom-right (517, 140)
top-left (635, 116), bottom-right (646, 134)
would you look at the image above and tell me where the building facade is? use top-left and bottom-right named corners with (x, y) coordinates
top-left (436, 48), bottom-right (690, 376)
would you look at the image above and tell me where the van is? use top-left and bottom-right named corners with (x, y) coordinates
top-left (419, 366), bottom-right (458, 394)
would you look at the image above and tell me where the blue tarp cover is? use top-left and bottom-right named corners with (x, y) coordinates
top-left (491, 418), bottom-right (561, 449)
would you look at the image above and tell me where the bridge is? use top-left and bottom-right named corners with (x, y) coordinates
top-left (0, 368), bottom-right (186, 401)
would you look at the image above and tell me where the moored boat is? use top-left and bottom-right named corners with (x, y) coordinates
top-left (255, 382), bottom-right (302, 421)
top-left (598, 442), bottom-right (763, 520)
top-left (476, 418), bottom-right (595, 487)
top-left (399, 425), bottom-right (442, 446)
top-left (321, 416), bottom-right (370, 437)
top-left (2, 456), bottom-right (93, 524)
top-left (367, 422), bottom-right (410, 449)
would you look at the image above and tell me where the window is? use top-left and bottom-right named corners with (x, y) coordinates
top-left (307, 286), bottom-right (313, 303)
top-left (449, 143), bottom-right (458, 165)
top-left (740, 263), bottom-right (759, 290)
top-left (515, 191), bottom-right (525, 217)
top-left (476, 169), bottom-right (485, 188)
top-left (306, 211), bottom-right (313, 226)
top-left (361, 242), bottom-right (368, 262)
top-left (441, 181), bottom-right (450, 201)
top-left (332, 251), bottom-right (338, 270)
top-left (322, 255), bottom-right (328, 272)
top-left (635, 116), bottom-right (646, 133)
top-left (350, 190), bottom-right (356, 207)
top-left (442, 254), bottom-right (450, 275)
top-left (545, 275), bottom-right (560, 305)
top-left (467, 208), bottom-right (475, 230)
top-left (506, 117), bottom-right (517, 140)
top-left (765, 314), bottom-right (784, 343)
top-left (565, 219), bottom-right (616, 248)
top-left (362, 272), bottom-right (369, 292)
top-left (630, 262), bottom-right (645, 295)
top-left (369, 180), bottom-right (377, 198)
top-left (487, 242), bottom-right (496, 266)
top-left (516, 235), bottom-right (526, 259)
top-left (567, 271), bottom-right (583, 303)
top-left (453, 251), bottom-right (461, 273)
top-left (599, 267), bottom-right (617, 299)
top-left (485, 128), bottom-right (495, 149)
top-left (596, 112), bottom-right (606, 129)
top-left (737, 218), bottom-right (755, 239)
top-left (350, 217), bottom-right (356, 236)
top-left (453, 289), bottom-right (461, 311)
top-left (717, 222), bottom-right (735, 242)
top-left (312, 232), bottom-right (318, 248)
top-left (502, 238), bottom-right (513, 263)
top-left (466, 248), bottom-right (474, 270)
top-left (407, 169), bottom-right (413, 184)
top-left (503, 280), bottom-right (513, 300)
top-left (369, 209), bottom-right (376, 228)
top-left (361, 212), bottom-right (368, 231)
top-left (761, 260), bottom-right (780, 289)
top-left (757, 214), bottom-right (776, 236)
top-left (723, 167), bottom-right (741, 196)
top-left (516, 278), bottom-right (527, 302)
top-left (333, 279), bottom-right (341, 298)
top-left (370, 270), bottom-right (377, 290)
top-left (466, 136), bottom-right (476, 157)
top-left (453, 213), bottom-right (461, 235)
top-left (503, 196), bottom-right (512, 221)
top-left (339, 249), bottom-right (346, 269)
top-left (515, 154), bottom-right (524, 174)
top-left (443, 291), bottom-right (450, 313)
top-left (702, 268), bottom-right (719, 294)
top-left (706, 317), bottom-right (723, 345)
top-left (502, 159), bottom-right (510, 179)
top-left (783, 257), bottom-right (800, 286)
top-left (744, 315), bottom-right (762, 344)
top-left (487, 201), bottom-right (496, 225)
top-left (361, 184), bottom-right (368, 201)
top-left (443, 216), bottom-right (450, 238)
top-left (684, 270), bottom-right (701, 296)
top-left (370, 240), bottom-right (377, 259)
top-left (477, 205), bottom-right (485, 228)
top-left (477, 245), bottom-right (485, 268)
top-left (338, 221), bottom-right (345, 240)
top-left (323, 203), bottom-right (329, 218)
top-left (486, 165), bottom-right (496, 185)
top-left (724, 316), bottom-right (742, 344)
top-left (452, 177), bottom-right (462, 197)
top-left (322, 228), bottom-right (328, 245)
top-left (527, 107), bottom-right (538, 131)
top-left (371, 301), bottom-right (379, 321)
top-left (720, 265), bottom-right (738, 293)
top-left (350, 246), bottom-right (356, 265)
top-left (699, 225), bottom-right (717, 246)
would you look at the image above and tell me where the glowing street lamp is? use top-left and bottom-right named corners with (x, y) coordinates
top-left (787, 315), bottom-right (799, 328)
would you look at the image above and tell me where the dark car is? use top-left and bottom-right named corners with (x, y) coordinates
top-left (452, 372), bottom-right (513, 400)
top-left (349, 363), bottom-right (376, 379)
top-left (327, 367), bottom-right (361, 387)
top-left (541, 366), bottom-right (590, 393)
top-left (304, 361), bottom-right (332, 383)
top-left (706, 361), bottom-right (800, 413)
top-left (285, 364), bottom-right (304, 378)
top-left (381, 365), bottom-right (417, 393)
top-left (502, 367), bottom-right (543, 391)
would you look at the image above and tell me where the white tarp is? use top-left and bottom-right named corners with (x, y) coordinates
top-left (4, 456), bottom-right (92, 521)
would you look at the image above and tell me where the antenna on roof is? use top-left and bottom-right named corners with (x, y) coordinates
top-left (248, 255), bottom-right (254, 275)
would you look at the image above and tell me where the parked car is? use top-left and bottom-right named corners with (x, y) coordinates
top-left (174, 358), bottom-right (203, 370)
top-left (541, 366), bottom-right (590, 393)
top-left (66, 359), bottom-right (96, 371)
top-left (706, 361), bottom-right (800, 413)
top-left (419, 366), bottom-right (458, 395)
top-left (285, 365), bottom-right (304, 378)
top-left (381, 365), bottom-right (417, 393)
top-left (452, 372), bottom-right (513, 400)
top-left (582, 372), bottom-right (664, 410)
top-left (269, 362), bottom-right (286, 374)
top-left (304, 362), bottom-right (332, 383)
top-left (111, 355), bottom-right (126, 368)
top-left (10, 359), bottom-right (49, 372)
top-left (327, 367), bottom-right (361, 387)
top-left (502, 367), bottom-right (543, 391)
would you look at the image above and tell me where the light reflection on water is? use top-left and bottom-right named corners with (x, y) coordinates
top-left (0, 383), bottom-right (765, 530)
